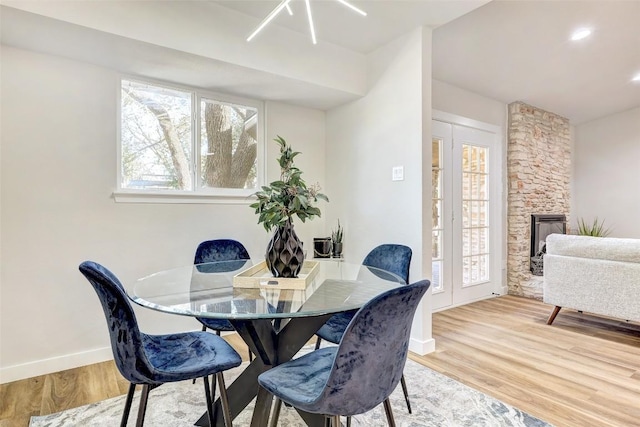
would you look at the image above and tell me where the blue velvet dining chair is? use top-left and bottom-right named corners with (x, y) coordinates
top-left (314, 244), bottom-right (413, 414)
top-left (79, 261), bottom-right (242, 427)
top-left (258, 279), bottom-right (431, 427)
top-left (193, 239), bottom-right (254, 361)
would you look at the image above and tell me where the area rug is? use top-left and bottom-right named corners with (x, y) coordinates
top-left (30, 357), bottom-right (552, 427)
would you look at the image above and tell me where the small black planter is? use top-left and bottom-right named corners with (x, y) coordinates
top-left (332, 242), bottom-right (343, 258)
top-left (265, 220), bottom-right (305, 278)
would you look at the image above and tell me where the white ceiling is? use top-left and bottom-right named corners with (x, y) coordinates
top-left (2, 1), bottom-right (638, 123)
top-left (433, 0), bottom-right (640, 124)
top-left (218, 0), bottom-right (640, 124)
top-left (215, 0), bottom-right (489, 53)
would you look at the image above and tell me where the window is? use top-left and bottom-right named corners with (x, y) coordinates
top-left (117, 79), bottom-right (263, 202)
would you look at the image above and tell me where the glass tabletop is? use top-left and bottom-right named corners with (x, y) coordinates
top-left (130, 259), bottom-right (405, 320)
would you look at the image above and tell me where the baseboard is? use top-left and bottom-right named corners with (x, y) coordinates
top-left (433, 293), bottom-right (499, 314)
top-left (0, 347), bottom-right (113, 384)
top-left (408, 337), bottom-right (435, 356)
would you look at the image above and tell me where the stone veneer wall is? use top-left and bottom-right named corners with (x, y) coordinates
top-left (507, 102), bottom-right (571, 298)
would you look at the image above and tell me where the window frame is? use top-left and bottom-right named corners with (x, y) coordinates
top-left (114, 76), bottom-right (265, 204)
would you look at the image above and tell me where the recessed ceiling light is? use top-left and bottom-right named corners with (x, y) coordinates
top-left (571, 28), bottom-right (592, 41)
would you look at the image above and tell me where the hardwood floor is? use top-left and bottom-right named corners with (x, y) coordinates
top-left (411, 296), bottom-right (640, 427)
top-left (2, 296), bottom-right (639, 427)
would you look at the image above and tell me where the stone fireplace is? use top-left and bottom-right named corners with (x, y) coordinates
top-left (507, 102), bottom-right (571, 298)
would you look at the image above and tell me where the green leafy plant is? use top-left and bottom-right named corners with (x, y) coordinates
top-left (331, 220), bottom-right (343, 244)
top-left (577, 217), bottom-right (611, 237)
top-left (250, 136), bottom-right (328, 231)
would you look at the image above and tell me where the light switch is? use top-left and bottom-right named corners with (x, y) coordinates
top-left (392, 166), bottom-right (404, 181)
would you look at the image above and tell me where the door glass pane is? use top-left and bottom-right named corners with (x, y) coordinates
top-left (432, 260), bottom-right (442, 291)
top-left (432, 138), bottom-right (444, 293)
top-left (463, 172), bottom-right (471, 200)
top-left (478, 201), bottom-right (488, 226)
top-left (462, 229), bottom-right (470, 256)
top-left (479, 174), bottom-right (487, 199)
top-left (432, 140), bottom-right (440, 169)
top-left (471, 228), bottom-right (480, 254)
top-left (479, 227), bottom-right (489, 253)
top-left (462, 143), bottom-right (490, 287)
top-left (462, 201), bottom-right (471, 228)
top-left (433, 200), bottom-right (442, 229)
top-left (432, 230), bottom-right (441, 259)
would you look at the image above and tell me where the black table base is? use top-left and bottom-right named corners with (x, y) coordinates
top-left (195, 314), bottom-right (332, 427)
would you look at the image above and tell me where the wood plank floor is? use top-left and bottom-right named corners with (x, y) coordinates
top-left (411, 295), bottom-right (640, 427)
top-left (2, 295), bottom-right (639, 427)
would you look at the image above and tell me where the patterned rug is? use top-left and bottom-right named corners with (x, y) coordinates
top-left (30, 357), bottom-right (552, 427)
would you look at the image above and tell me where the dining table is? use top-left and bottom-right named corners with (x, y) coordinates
top-left (129, 259), bottom-right (405, 427)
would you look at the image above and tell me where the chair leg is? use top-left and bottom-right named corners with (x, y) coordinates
top-left (382, 398), bottom-right (396, 427)
top-left (120, 383), bottom-right (136, 427)
top-left (217, 372), bottom-right (233, 427)
top-left (203, 375), bottom-right (215, 427)
top-left (315, 336), bottom-right (322, 350)
top-left (248, 345), bottom-right (253, 362)
top-left (400, 374), bottom-right (412, 413)
top-left (324, 416), bottom-right (331, 427)
top-left (331, 415), bottom-right (341, 426)
top-left (269, 397), bottom-right (282, 427)
top-left (346, 416), bottom-right (351, 427)
top-left (135, 384), bottom-right (151, 427)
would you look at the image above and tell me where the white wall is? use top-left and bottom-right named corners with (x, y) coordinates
top-left (325, 28), bottom-right (434, 354)
top-left (432, 79), bottom-right (506, 128)
top-left (264, 101), bottom-right (328, 250)
top-left (0, 46), bottom-right (326, 382)
top-left (573, 107), bottom-right (640, 238)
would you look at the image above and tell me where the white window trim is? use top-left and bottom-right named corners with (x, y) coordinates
top-left (114, 75), bottom-right (265, 204)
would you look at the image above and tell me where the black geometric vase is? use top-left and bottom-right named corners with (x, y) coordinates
top-left (265, 219), bottom-right (305, 278)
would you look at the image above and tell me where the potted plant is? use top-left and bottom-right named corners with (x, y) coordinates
top-left (331, 220), bottom-right (344, 258)
top-left (577, 217), bottom-right (611, 237)
top-left (250, 136), bottom-right (328, 277)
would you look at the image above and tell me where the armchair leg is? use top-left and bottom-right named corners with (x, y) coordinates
top-left (331, 415), bottom-right (341, 426)
top-left (547, 306), bottom-right (562, 325)
top-left (346, 416), bottom-right (351, 427)
top-left (315, 336), bottom-right (322, 350)
top-left (135, 385), bottom-right (151, 427)
top-left (399, 375), bottom-right (411, 413)
top-left (383, 398), bottom-right (396, 427)
top-left (269, 398), bottom-right (282, 427)
top-left (217, 372), bottom-right (233, 427)
top-left (120, 383), bottom-right (136, 427)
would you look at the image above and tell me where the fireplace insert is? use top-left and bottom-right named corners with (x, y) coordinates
top-left (530, 214), bottom-right (566, 275)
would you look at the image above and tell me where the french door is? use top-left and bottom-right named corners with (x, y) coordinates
top-left (431, 119), bottom-right (501, 311)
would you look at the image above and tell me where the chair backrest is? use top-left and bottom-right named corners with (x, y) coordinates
top-left (194, 239), bottom-right (249, 263)
top-left (79, 261), bottom-right (155, 384)
top-left (362, 244), bottom-right (412, 284)
top-left (311, 279), bottom-right (430, 415)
